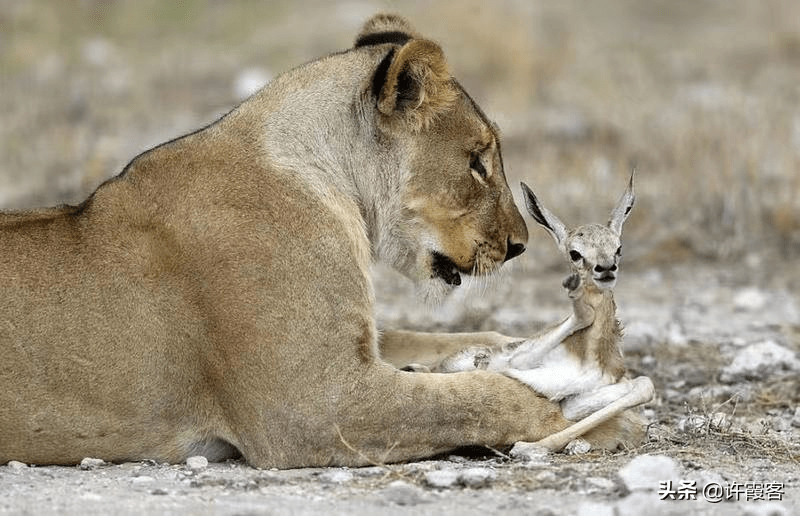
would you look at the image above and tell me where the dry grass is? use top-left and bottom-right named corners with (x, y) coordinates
top-left (1, 0), bottom-right (799, 261)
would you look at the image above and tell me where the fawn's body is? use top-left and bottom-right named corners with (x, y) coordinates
top-left (424, 173), bottom-right (655, 451)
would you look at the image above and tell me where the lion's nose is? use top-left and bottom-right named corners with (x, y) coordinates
top-left (504, 240), bottom-right (526, 262)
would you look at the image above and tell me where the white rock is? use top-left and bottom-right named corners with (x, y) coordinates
top-left (131, 475), bottom-right (155, 484)
top-left (791, 406), bottom-right (800, 428)
top-left (677, 414), bottom-right (707, 434)
top-left (709, 412), bottom-right (731, 431)
top-left (185, 455), bottom-right (208, 473)
top-left (7, 460), bottom-right (27, 470)
top-left (666, 321), bottom-right (688, 346)
top-left (615, 491), bottom-right (657, 516)
top-left (424, 469), bottom-right (459, 489)
top-left (585, 476), bottom-right (616, 491)
top-left (509, 441), bottom-right (550, 465)
top-left (79, 458), bottom-right (105, 470)
top-left (318, 469), bottom-right (353, 484)
top-left (618, 455), bottom-right (681, 492)
top-left (381, 480), bottom-right (428, 506)
top-left (733, 287), bottom-right (768, 311)
top-left (459, 467), bottom-right (496, 488)
top-left (535, 470), bottom-right (557, 483)
top-left (564, 438), bottom-right (592, 455)
top-left (720, 340), bottom-right (800, 383)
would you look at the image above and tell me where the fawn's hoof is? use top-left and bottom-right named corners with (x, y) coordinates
top-left (562, 272), bottom-right (581, 292)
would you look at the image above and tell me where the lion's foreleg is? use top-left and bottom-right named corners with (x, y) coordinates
top-left (320, 366), bottom-right (572, 467)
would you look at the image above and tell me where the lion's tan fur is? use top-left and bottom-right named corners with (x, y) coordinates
top-left (0, 15), bottom-right (638, 468)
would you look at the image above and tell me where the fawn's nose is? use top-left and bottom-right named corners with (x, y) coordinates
top-left (504, 239), bottom-right (526, 262)
top-left (594, 263), bottom-right (618, 273)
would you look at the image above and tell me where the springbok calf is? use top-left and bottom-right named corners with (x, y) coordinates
top-left (423, 172), bottom-right (654, 452)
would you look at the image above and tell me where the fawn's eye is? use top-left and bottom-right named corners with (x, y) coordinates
top-left (470, 154), bottom-right (487, 179)
top-left (569, 250), bottom-right (583, 262)
top-left (616, 246), bottom-right (622, 257)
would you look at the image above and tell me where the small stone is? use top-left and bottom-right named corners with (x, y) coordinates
top-left (677, 414), bottom-right (707, 434)
top-left (709, 412), bottom-right (731, 431)
top-left (618, 455), bottom-right (681, 492)
top-left (791, 406), bottom-right (800, 428)
top-left (186, 455), bottom-right (208, 473)
top-left (615, 492), bottom-right (653, 516)
top-left (720, 340), bottom-right (800, 383)
top-left (564, 438), bottom-right (591, 455)
top-left (79, 458), bottom-right (105, 470)
top-left (733, 287), bottom-right (768, 311)
top-left (535, 470), bottom-right (558, 483)
top-left (509, 441), bottom-right (550, 465)
top-left (318, 469), bottom-right (353, 484)
top-left (150, 488), bottom-right (169, 495)
top-left (131, 475), bottom-right (155, 484)
top-left (7, 461), bottom-right (27, 470)
top-left (381, 480), bottom-right (428, 506)
top-left (353, 466), bottom-right (384, 478)
top-left (424, 469), bottom-right (459, 489)
top-left (459, 467), bottom-right (495, 488)
top-left (585, 476), bottom-right (616, 491)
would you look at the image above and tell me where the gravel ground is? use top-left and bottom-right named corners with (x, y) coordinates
top-left (2, 259), bottom-right (798, 515)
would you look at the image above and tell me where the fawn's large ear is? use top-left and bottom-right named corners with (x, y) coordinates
top-left (608, 170), bottom-right (635, 236)
top-left (372, 39), bottom-right (458, 131)
top-left (521, 182), bottom-right (568, 249)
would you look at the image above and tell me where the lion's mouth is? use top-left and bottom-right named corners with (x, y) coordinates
top-left (431, 251), bottom-right (463, 286)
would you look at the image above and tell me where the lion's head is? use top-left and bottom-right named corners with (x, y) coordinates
top-left (353, 15), bottom-right (528, 301)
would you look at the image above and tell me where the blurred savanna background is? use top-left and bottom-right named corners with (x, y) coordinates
top-left (2, 0), bottom-right (799, 264)
top-left (3, 1), bottom-right (800, 496)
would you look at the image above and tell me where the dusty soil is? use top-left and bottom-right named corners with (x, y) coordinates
top-left (2, 259), bottom-right (799, 515)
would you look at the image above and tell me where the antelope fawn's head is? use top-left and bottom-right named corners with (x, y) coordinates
top-left (521, 171), bottom-right (635, 291)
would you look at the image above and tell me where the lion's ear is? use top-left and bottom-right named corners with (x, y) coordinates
top-left (373, 40), bottom-right (457, 131)
top-left (355, 13), bottom-right (418, 47)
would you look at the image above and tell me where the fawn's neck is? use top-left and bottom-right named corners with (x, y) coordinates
top-left (564, 286), bottom-right (625, 382)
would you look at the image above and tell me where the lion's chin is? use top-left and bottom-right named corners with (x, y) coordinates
top-left (430, 251), bottom-right (462, 286)
top-left (414, 276), bottom-right (458, 305)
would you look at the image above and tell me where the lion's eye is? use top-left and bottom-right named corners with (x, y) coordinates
top-left (470, 154), bottom-right (487, 179)
top-left (569, 250), bottom-right (583, 262)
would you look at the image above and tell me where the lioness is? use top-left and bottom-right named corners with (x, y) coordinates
top-left (1, 14), bottom-right (634, 468)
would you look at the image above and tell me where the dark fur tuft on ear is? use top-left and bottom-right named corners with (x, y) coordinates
top-left (355, 13), bottom-right (419, 47)
top-left (355, 31), bottom-right (412, 48)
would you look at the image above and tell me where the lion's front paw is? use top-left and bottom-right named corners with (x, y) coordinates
top-left (434, 346), bottom-right (493, 373)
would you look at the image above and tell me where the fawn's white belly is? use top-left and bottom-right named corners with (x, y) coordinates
top-left (503, 346), bottom-right (613, 402)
